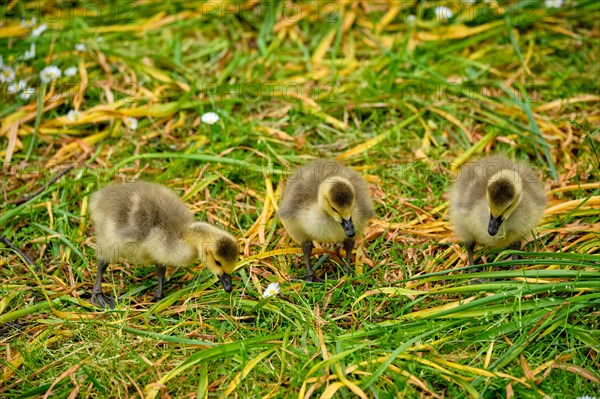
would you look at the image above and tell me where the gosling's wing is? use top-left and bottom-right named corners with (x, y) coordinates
top-left (90, 182), bottom-right (192, 242)
top-left (279, 163), bottom-right (320, 219)
top-left (137, 183), bottom-right (194, 238)
top-left (90, 184), bottom-right (147, 262)
top-left (89, 183), bottom-right (138, 237)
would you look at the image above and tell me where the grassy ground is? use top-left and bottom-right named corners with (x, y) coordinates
top-left (1, 1), bottom-right (599, 398)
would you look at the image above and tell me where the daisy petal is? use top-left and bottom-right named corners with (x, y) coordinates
top-left (201, 112), bottom-right (220, 125)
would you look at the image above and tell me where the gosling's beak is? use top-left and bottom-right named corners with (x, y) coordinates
top-left (488, 215), bottom-right (504, 236)
top-left (218, 273), bottom-right (232, 293)
top-left (341, 218), bottom-right (355, 238)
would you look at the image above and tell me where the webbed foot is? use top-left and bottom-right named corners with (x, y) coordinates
top-left (150, 294), bottom-right (163, 303)
top-left (92, 292), bottom-right (115, 309)
top-left (341, 264), bottom-right (355, 275)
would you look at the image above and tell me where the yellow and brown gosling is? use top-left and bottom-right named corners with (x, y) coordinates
top-left (448, 153), bottom-right (546, 266)
top-left (279, 159), bottom-right (374, 281)
top-left (89, 182), bottom-right (239, 308)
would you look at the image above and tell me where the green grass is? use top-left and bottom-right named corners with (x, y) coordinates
top-left (1, 1), bottom-right (599, 398)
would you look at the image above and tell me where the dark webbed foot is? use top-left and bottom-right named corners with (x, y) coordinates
top-left (150, 294), bottom-right (163, 303)
top-left (341, 264), bottom-right (355, 275)
top-left (92, 292), bottom-right (116, 309)
top-left (92, 260), bottom-right (115, 308)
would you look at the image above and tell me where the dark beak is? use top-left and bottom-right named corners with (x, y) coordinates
top-left (488, 215), bottom-right (504, 236)
top-left (341, 218), bottom-right (355, 238)
top-left (218, 273), bottom-right (232, 293)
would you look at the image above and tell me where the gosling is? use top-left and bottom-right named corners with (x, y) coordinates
top-left (279, 159), bottom-right (374, 281)
top-left (89, 182), bottom-right (239, 309)
top-left (448, 153), bottom-right (546, 266)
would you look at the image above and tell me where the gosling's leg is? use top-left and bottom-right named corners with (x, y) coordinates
top-left (509, 241), bottom-right (521, 270)
top-left (465, 241), bottom-right (487, 283)
top-left (91, 259), bottom-right (115, 309)
top-left (302, 241), bottom-right (322, 283)
top-left (342, 238), bottom-right (355, 275)
top-left (465, 241), bottom-right (476, 266)
top-left (151, 263), bottom-right (167, 302)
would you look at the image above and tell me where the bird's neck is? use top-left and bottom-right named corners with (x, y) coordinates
top-left (184, 222), bottom-right (215, 262)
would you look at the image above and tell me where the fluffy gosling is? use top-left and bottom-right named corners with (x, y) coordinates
top-left (279, 159), bottom-right (374, 281)
top-left (89, 182), bottom-right (239, 308)
top-left (448, 153), bottom-right (546, 266)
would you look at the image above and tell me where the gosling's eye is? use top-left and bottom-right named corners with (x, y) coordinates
top-left (215, 260), bottom-right (222, 267)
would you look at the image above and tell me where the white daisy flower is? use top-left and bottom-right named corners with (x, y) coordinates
top-left (201, 112), bottom-right (220, 125)
top-left (67, 110), bottom-right (80, 122)
top-left (0, 66), bottom-right (16, 83)
top-left (545, 0), bottom-right (563, 7)
top-left (262, 282), bottom-right (280, 299)
top-left (31, 24), bottom-right (48, 37)
top-left (75, 43), bottom-right (86, 52)
top-left (434, 6), bottom-right (453, 21)
top-left (7, 80), bottom-right (27, 94)
top-left (64, 66), bottom-right (78, 77)
top-left (125, 117), bottom-right (138, 130)
top-left (39, 66), bottom-right (61, 83)
top-left (19, 87), bottom-right (35, 101)
top-left (21, 43), bottom-right (36, 60)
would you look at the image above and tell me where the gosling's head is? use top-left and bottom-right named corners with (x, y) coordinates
top-left (205, 236), bottom-right (239, 293)
top-left (318, 177), bottom-right (356, 238)
top-left (486, 169), bottom-right (523, 236)
top-left (190, 224), bottom-right (239, 293)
